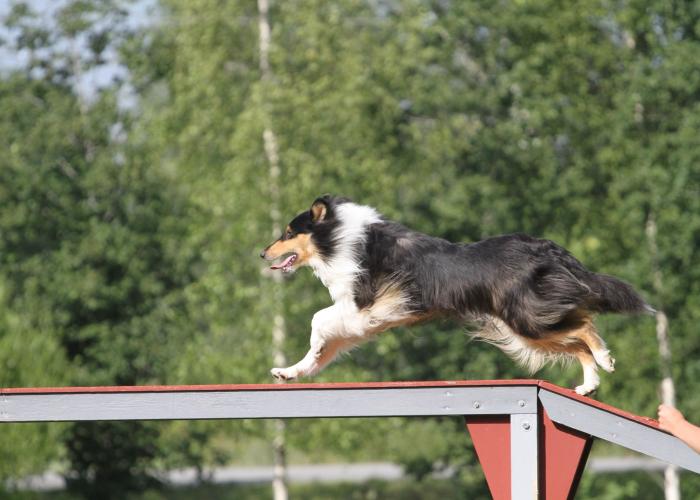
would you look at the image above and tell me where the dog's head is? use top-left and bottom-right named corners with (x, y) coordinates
top-left (260, 195), bottom-right (344, 273)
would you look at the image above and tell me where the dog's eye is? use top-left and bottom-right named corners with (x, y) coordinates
top-left (285, 230), bottom-right (293, 239)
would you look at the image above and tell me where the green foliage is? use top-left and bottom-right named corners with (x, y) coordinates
top-left (63, 422), bottom-right (162, 499)
top-left (0, 2), bottom-right (199, 494)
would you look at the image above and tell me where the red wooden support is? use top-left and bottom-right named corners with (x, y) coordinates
top-left (466, 404), bottom-right (593, 499)
top-left (540, 408), bottom-right (592, 500)
top-left (465, 416), bottom-right (511, 500)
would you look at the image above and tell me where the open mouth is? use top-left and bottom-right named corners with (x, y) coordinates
top-left (270, 253), bottom-right (298, 273)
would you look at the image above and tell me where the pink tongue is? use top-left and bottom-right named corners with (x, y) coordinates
top-left (271, 255), bottom-right (295, 270)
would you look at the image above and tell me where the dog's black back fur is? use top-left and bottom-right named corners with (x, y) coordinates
top-left (354, 221), bottom-right (650, 339)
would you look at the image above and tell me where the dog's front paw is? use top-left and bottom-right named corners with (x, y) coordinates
top-left (271, 367), bottom-right (297, 381)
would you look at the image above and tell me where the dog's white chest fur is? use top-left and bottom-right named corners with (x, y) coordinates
top-left (309, 202), bottom-right (381, 303)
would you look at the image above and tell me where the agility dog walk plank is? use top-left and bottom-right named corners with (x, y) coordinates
top-left (0, 380), bottom-right (538, 421)
top-left (1, 379), bottom-right (698, 499)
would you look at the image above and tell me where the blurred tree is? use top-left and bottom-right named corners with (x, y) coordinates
top-left (256, 0), bottom-right (289, 498)
top-left (118, 0), bottom-right (286, 483)
top-left (0, 1), bottom-right (199, 497)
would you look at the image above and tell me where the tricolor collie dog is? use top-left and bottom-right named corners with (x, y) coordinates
top-left (260, 195), bottom-right (651, 395)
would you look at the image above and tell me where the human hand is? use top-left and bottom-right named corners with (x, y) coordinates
top-left (658, 404), bottom-right (687, 435)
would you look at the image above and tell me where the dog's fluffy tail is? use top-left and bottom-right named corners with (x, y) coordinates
top-left (586, 273), bottom-right (654, 315)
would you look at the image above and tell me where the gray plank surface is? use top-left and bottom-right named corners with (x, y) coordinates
top-left (539, 389), bottom-right (700, 474)
top-left (0, 386), bottom-right (538, 422)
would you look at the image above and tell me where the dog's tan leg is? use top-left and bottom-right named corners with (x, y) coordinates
top-left (575, 350), bottom-right (600, 395)
top-left (577, 322), bottom-right (615, 373)
top-left (559, 316), bottom-right (613, 395)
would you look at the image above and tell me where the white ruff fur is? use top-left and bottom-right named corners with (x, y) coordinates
top-left (271, 204), bottom-right (406, 381)
top-left (307, 202), bottom-right (412, 341)
top-left (309, 202), bottom-right (381, 303)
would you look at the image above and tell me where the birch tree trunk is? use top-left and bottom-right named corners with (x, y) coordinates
top-left (257, 1), bottom-right (288, 499)
top-left (646, 213), bottom-right (680, 500)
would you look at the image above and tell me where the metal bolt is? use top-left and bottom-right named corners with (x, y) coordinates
top-left (473, 401), bottom-right (481, 409)
top-left (518, 400), bottom-right (526, 407)
top-left (522, 422), bottom-right (531, 431)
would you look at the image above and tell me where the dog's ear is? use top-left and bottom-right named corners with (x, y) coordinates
top-left (310, 197), bottom-right (328, 222)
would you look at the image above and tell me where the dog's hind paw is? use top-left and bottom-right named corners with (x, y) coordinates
top-left (271, 367), bottom-right (297, 381)
top-left (593, 350), bottom-right (616, 373)
top-left (575, 383), bottom-right (598, 396)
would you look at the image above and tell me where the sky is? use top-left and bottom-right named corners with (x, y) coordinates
top-left (0, 0), bottom-right (157, 102)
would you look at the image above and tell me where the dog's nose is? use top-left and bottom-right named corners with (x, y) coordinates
top-left (259, 249), bottom-right (267, 259)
